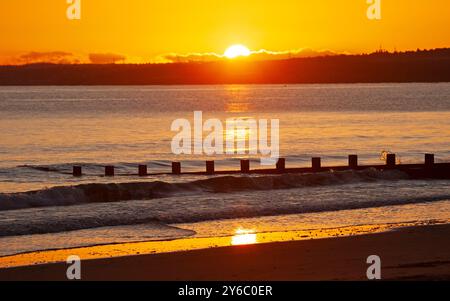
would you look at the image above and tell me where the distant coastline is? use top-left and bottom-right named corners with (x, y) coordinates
top-left (1, 48), bottom-right (450, 85)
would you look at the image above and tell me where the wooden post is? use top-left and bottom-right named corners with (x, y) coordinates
top-left (240, 160), bottom-right (250, 173)
top-left (276, 158), bottom-right (286, 172)
top-left (386, 154), bottom-right (396, 167)
top-left (348, 155), bottom-right (358, 169)
top-left (73, 166), bottom-right (82, 177)
top-left (105, 166), bottom-right (115, 177)
top-left (312, 157), bottom-right (321, 172)
top-left (172, 162), bottom-right (181, 175)
top-left (206, 161), bottom-right (215, 175)
top-left (138, 165), bottom-right (148, 177)
top-left (425, 154), bottom-right (435, 167)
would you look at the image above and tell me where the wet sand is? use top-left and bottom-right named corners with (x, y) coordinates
top-left (1, 224), bottom-right (449, 281)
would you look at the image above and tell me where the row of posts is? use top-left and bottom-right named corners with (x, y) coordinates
top-left (72, 154), bottom-right (435, 177)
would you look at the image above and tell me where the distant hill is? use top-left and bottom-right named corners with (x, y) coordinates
top-left (1, 48), bottom-right (450, 85)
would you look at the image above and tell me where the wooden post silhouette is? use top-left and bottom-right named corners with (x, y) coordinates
top-left (349, 155), bottom-right (358, 169)
top-left (73, 166), bottom-right (82, 177)
top-left (276, 158), bottom-right (286, 172)
top-left (425, 154), bottom-right (435, 167)
top-left (240, 160), bottom-right (250, 173)
top-left (386, 154), bottom-right (396, 167)
top-left (172, 162), bottom-right (181, 175)
top-left (70, 152), bottom-right (449, 178)
top-left (312, 157), bottom-right (321, 172)
top-left (138, 165), bottom-right (148, 177)
top-left (206, 161), bottom-right (215, 175)
top-left (105, 166), bottom-right (115, 177)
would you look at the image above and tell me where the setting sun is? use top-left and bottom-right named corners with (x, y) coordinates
top-left (224, 45), bottom-right (251, 59)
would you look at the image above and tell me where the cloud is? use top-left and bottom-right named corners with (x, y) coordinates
top-left (7, 51), bottom-right (83, 65)
top-left (157, 48), bottom-right (341, 64)
top-left (249, 48), bottom-right (341, 60)
top-left (0, 51), bottom-right (127, 65)
top-left (0, 48), bottom-right (340, 65)
top-left (157, 52), bottom-right (222, 64)
top-left (89, 53), bottom-right (126, 64)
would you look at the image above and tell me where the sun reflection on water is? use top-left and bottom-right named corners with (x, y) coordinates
top-left (231, 228), bottom-right (257, 246)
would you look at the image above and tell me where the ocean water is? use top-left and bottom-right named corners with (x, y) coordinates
top-left (0, 83), bottom-right (449, 258)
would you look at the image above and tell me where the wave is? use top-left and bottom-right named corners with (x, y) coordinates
top-left (1, 168), bottom-right (410, 211)
top-left (0, 168), bottom-right (411, 211)
top-left (18, 165), bottom-right (63, 173)
top-left (0, 187), bottom-right (449, 237)
top-left (0, 222), bottom-right (197, 257)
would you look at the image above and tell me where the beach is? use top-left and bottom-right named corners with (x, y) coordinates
top-left (1, 224), bottom-right (449, 281)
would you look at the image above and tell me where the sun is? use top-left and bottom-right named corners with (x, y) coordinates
top-left (224, 44), bottom-right (251, 59)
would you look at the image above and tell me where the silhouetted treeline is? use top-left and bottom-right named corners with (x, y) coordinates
top-left (1, 48), bottom-right (450, 85)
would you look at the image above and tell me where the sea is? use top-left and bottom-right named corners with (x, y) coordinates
top-left (0, 83), bottom-right (449, 259)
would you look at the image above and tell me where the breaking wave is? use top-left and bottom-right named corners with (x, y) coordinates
top-left (0, 168), bottom-right (410, 211)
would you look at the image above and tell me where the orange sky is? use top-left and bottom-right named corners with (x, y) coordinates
top-left (1, 0), bottom-right (449, 64)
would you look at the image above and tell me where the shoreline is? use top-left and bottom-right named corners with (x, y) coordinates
top-left (1, 223), bottom-right (449, 281)
top-left (0, 222), bottom-right (403, 268)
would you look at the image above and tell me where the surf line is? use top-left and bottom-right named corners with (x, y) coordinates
top-left (171, 111), bottom-right (280, 166)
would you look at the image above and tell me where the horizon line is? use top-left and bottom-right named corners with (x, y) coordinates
top-left (1, 47), bottom-right (449, 67)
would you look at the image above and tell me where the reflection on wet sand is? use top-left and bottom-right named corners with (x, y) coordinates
top-left (1, 221), bottom-right (445, 269)
top-left (231, 228), bottom-right (257, 246)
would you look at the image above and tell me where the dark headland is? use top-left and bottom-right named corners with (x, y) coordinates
top-left (1, 48), bottom-right (450, 85)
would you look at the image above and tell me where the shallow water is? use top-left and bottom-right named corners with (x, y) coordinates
top-left (1, 200), bottom-right (448, 260)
